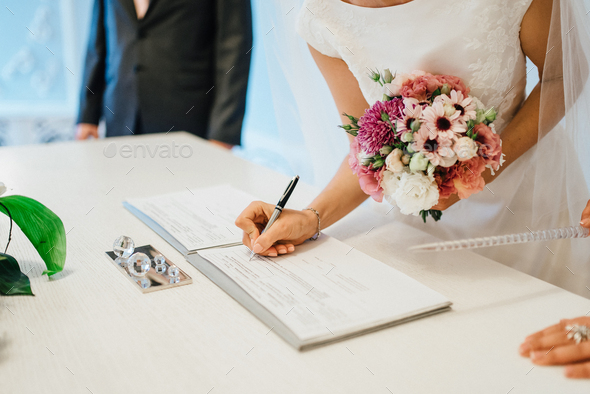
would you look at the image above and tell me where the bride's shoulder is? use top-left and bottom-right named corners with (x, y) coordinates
top-left (296, 0), bottom-right (342, 59)
top-left (297, 0), bottom-right (334, 20)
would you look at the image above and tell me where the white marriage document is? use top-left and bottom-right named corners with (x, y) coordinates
top-left (194, 237), bottom-right (451, 350)
top-left (124, 184), bottom-right (255, 254)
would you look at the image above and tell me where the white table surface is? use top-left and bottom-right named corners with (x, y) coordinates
top-left (1, 132), bottom-right (589, 393)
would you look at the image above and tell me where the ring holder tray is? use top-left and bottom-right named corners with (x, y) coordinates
top-left (105, 245), bottom-right (192, 293)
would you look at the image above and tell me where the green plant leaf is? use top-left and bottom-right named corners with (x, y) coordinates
top-left (0, 195), bottom-right (66, 276)
top-left (0, 253), bottom-right (33, 296)
top-left (420, 209), bottom-right (443, 223)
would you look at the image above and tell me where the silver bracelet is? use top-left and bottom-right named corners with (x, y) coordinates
top-left (303, 207), bottom-right (321, 241)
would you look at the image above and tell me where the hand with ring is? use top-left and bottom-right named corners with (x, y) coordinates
top-left (519, 317), bottom-right (590, 378)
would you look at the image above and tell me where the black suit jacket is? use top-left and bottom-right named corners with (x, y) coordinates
top-left (77, 0), bottom-right (252, 145)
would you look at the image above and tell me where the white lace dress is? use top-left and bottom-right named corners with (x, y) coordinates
top-left (296, 0), bottom-right (586, 296)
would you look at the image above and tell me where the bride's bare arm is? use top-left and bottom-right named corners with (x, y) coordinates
top-left (235, 46), bottom-right (372, 256)
top-left (490, 0), bottom-right (553, 178)
top-left (306, 45), bottom-right (374, 228)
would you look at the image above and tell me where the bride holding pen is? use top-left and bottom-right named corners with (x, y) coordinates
top-left (236, 0), bottom-right (590, 377)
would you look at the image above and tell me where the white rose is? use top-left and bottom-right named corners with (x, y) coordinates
top-left (0, 182), bottom-right (6, 196)
top-left (393, 172), bottom-right (440, 215)
top-left (385, 148), bottom-right (405, 173)
top-left (453, 136), bottom-right (478, 161)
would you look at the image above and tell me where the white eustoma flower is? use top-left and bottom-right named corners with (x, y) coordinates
top-left (381, 170), bottom-right (404, 204)
top-left (0, 182), bottom-right (6, 196)
top-left (409, 152), bottom-right (429, 172)
top-left (470, 95), bottom-right (486, 110)
top-left (384, 72), bottom-right (413, 97)
top-left (357, 151), bottom-right (373, 167)
top-left (393, 172), bottom-right (439, 215)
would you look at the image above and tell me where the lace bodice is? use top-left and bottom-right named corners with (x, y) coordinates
top-left (296, 0), bottom-right (534, 131)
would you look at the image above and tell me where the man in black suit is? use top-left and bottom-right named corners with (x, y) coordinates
top-left (76, 0), bottom-right (252, 147)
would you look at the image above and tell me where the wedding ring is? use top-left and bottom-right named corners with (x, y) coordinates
top-left (566, 324), bottom-right (590, 344)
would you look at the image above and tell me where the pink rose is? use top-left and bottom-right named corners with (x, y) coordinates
top-left (435, 75), bottom-right (470, 97)
top-left (348, 139), bottom-right (383, 202)
top-left (400, 73), bottom-right (440, 101)
top-left (474, 123), bottom-right (502, 170)
top-left (452, 157), bottom-right (486, 199)
top-left (348, 139), bottom-right (363, 175)
top-left (359, 167), bottom-right (384, 203)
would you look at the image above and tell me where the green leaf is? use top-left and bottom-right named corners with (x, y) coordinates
top-left (0, 196), bottom-right (66, 276)
top-left (0, 253), bottom-right (33, 296)
top-left (430, 88), bottom-right (442, 101)
top-left (420, 209), bottom-right (443, 223)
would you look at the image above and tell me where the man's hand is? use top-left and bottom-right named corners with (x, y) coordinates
top-left (210, 139), bottom-right (234, 150)
top-left (76, 123), bottom-right (99, 140)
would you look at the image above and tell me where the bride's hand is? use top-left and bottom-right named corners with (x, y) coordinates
top-left (235, 201), bottom-right (318, 257)
top-left (519, 317), bottom-right (590, 378)
top-left (431, 193), bottom-right (460, 211)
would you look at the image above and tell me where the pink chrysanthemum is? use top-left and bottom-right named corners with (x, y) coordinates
top-left (421, 101), bottom-right (467, 140)
top-left (357, 98), bottom-right (405, 153)
top-left (412, 126), bottom-right (454, 167)
top-left (435, 90), bottom-right (476, 123)
top-left (396, 98), bottom-right (424, 136)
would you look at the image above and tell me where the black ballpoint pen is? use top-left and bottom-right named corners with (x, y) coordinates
top-left (249, 175), bottom-right (300, 260)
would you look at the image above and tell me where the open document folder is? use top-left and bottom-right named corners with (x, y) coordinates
top-left (124, 184), bottom-right (250, 254)
top-left (124, 184), bottom-right (452, 350)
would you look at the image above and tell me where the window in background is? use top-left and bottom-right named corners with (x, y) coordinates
top-left (235, 0), bottom-right (290, 176)
top-left (0, 0), bottom-right (91, 145)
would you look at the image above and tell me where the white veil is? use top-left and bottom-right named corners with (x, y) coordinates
top-left (530, 0), bottom-right (590, 292)
top-left (258, 0), bottom-right (349, 189)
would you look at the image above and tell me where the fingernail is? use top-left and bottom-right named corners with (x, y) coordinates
top-left (269, 252), bottom-right (277, 257)
top-left (530, 351), bottom-right (542, 360)
top-left (581, 218), bottom-right (590, 227)
top-left (253, 244), bottom-right (263, 254)
top-left (287, 245), bottom-right (295, 252)
top-left (519, 342), bottom-right (530, 355)
top-left (564, 365), bottom-right (575, 378)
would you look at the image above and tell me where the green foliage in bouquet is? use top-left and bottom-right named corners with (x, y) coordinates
top-left (0, 193), bottom-right (66, 296)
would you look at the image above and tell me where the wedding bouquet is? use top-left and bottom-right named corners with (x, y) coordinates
top-left (341, 69), bottom-right (503, 222)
